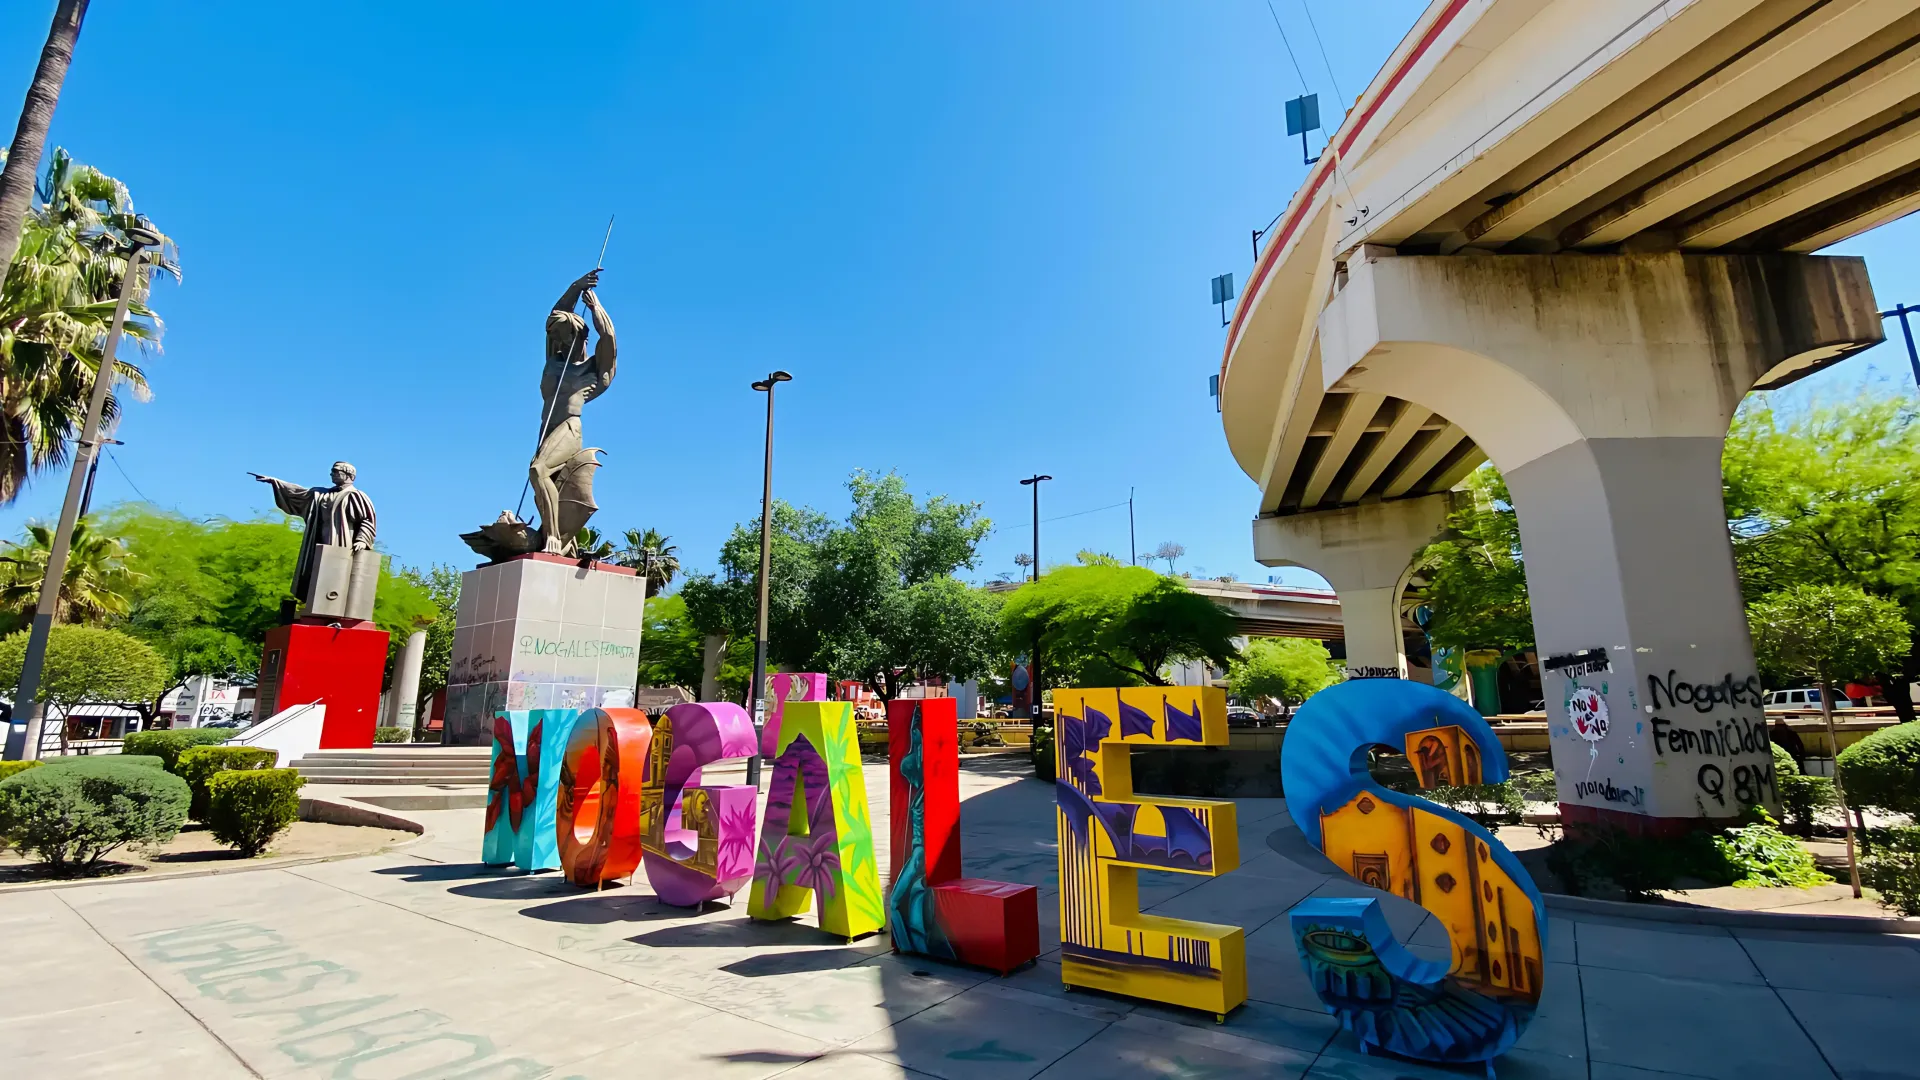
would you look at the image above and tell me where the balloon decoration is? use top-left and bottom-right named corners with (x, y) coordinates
top-left (1053, 686), bottom-right (1246, 1019)
top-left (1281, 678), bottom-right (1546, 1068)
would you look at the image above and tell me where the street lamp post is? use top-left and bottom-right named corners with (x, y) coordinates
top-left (1019, 474), bottom-right (1051, 720)
top-left (6, 223), bottom-right (163, 761)
top-left (1881, 303), bottom-right (1920, 387)
top-left (77, 437), bottom-right (123, 520)
top-left (745, 370), bottom-right (792, 788)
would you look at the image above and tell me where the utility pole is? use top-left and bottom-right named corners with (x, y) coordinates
top-left (1128, 486), bottom-right (1136, 566)
top-left (1018, 474), bottom-right (1051, 721)
top-left (745, 371), bottom-right (792, 788)
top-left (6, 223), bottom-right (161, 760)
top-left (77, 436), bottom-right (122, 520)
top-left (1881, 303), bottom-right (1920, 388)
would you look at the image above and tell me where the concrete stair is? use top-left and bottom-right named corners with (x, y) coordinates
top-left (291, 747), bottom-right (492, 787)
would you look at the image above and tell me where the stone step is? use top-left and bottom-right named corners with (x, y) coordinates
top-left (290, 759), bottom-right (491, 773)
top-left (294, 772), bottom-right (491, 786)
top-left (299, 749), bottom-right (491, 761)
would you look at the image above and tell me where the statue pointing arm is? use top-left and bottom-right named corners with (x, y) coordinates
top-left (250, 472), bottom-right (313, 518)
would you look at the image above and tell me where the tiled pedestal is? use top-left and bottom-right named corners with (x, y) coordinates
top-left (443, 554), bottom-right (645, 745)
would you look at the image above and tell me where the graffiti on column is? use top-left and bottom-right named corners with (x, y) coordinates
top-left (1345, 666), bottom-right (1401, 680)
top-left (1543, 649), bottom-right (1649, 808)
top-left (1645, 670), bottom-right (1776, 812)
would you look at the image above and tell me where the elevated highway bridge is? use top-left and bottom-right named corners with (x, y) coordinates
top-left (1218, 0), bottom-right (1914, 830)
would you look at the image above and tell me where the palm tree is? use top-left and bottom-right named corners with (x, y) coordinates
top-left (0, 149), bottom-right (176, 503)
top-left (616, 528), bottom-right (679, 597)
top-left (0, 517), bottom-right (140, 623)
top-left (574, 526), bottom-right (616, 560)
top-left (0, 0), bottom-right (89, 272)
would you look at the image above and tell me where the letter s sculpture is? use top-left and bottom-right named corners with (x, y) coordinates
top-left (1282, 679), bottom-right (1546, 1070)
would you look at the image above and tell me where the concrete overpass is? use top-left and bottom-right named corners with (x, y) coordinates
top-left (1219, 0), bottom-right (1910, 830)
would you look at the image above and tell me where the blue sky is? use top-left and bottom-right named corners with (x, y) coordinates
top-left (2, 2), bottom-right (1915, 591)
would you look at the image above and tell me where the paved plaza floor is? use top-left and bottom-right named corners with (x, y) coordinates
top-left (4, 755), bottom-right (1918, 1079)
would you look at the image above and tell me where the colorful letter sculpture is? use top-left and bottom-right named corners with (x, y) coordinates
top-left (760, 671), bottom-right (831, 758)
top-left (748, 700), bottom-right (885, 939)
top-left (640, 701), bottom-right (761, 906)
top-left (483, 709), bottom-right (578, 871)
top-left (886, 697), bottom-right (1039, 974)
top-left (1054, 687), bottom-right (1245, 1018)
top-left (556, 708), bottom-right (653, 886)
top-left (1281, 678), bottom-right (1547, 1067)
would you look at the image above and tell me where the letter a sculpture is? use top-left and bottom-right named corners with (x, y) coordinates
top-left (1282, 678), bottom-right (1546, 1071)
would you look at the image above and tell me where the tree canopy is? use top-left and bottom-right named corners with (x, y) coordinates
top-left (0, 624), bottom-right (166, 712)
top-left (1227, 637), bottom-right (1339, 707)
top-left (1748, 583), bottom-right (1910, 693)
top-left (1416, 469), bottom-right (1532, 655)
top-left (999, 564), bottom-right (1238, 687)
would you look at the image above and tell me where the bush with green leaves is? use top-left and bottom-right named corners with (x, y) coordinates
top-left (1772, 741), bottom-right (1798, 776)
top-left (1713, 812), bottom-right (1830, 888)
top-left (1777, 772), bottom-right (1838, 837)
top-left (175, 746), bottom-right (278, 821)
top-left (1031, 723), bottom-right (1054, 781)
top-left (1545, 828), bottom-right (1733, 900)
top-left (122, 728), bottom-right (229, 773)
top-left (46, 754), bottom-right (164, 772)
top-left (1423, 782), bottom-right (1525, 829)
top-left (0, 760), bottom-right (44, 782)
top-left (374, 726), bottom-right (410, 743)
top-left (1860, 826), bottom-right (1920, 916)
top-left (1836, 722), bottom-right (1920, 817)
top-left (0, 759), bottom-right (189, 873)
top-left (205, 768), bottom-right (304, 856)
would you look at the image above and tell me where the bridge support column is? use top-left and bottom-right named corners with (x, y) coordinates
top-left (1321, 251), bottom-right (1883, 831)
top-left (1254, 494), bottom-right (1452, 679)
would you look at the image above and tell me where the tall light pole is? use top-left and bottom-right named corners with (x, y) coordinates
top-left (1881, 304), bottom-right (1920, 388)
top-left (77, 436), bottom-right (122, 520)
top-left (6, 222), bottom-right (162, 761)
top-left (1019, 474), bottom-right (1050, 720)
top-left (745, 370), bottom-right (792, 788)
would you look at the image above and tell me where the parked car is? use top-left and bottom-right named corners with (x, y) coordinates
top-left (1762, 688), bottom-right (1853, 712)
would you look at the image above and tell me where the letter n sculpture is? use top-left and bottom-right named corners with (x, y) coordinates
top-left (640, 702), bottom-right (761, 906)
top-left (748, 700), bottom-right (885, 939)
top-left (483, 709), bottom-right (578, 871)
top-left (1282, 678), bottom-right (1546, 1069)
top-left (886, 697), bottom-right (1039, 974)
top-left (1054, 687), bottom-right (1245, 1019)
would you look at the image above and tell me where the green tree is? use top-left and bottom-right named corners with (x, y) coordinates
top-left (401, 565), bottom-right (459, 708)
top-left (1000, 565), bottom-right (1238, 687)
top-left (1724, 391), bottom-right (1920, 720)
top-left (1228, 637), bottom-right (1339, 710)
top-left (680, 499), bottom-right (830, 688)
top-left (0, 624), bottom-right (166, 752)
top-left (1417, 469), bottom-right (1532, 655)
top-left (0, 149), bottom-right (177, 503)
top-left (616, 528), bottom-right (680, 597)
top-left (0, 517), bottom-right (140, 626)
top-left (574, 526), bottom-right (616, 560)
top-left (637, 593), bottom-right (706, 692)
top-left (1748, 582), bottom-right (1911, 897)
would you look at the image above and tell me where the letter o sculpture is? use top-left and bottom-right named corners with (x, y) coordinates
top-left (556, 707), bottom-right (654, 886)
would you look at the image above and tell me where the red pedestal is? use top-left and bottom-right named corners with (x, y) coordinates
top-left (257, 620), bottom-right (390, 749)
top-left (887, 697), bottom-right (1041, 975)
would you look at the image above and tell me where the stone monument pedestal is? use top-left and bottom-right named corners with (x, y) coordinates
top-left (257, 619), bottom-right (391, 749)
top-left (443, 554), bottom-right (644, 746)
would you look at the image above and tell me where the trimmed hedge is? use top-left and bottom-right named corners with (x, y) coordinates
top-left (0, 758), bottom-right (189, 872)
top-left (176, 746), bottom-right (278, 821)
top-left (205, 768), bottom-right (305, 856)
top-left (45, 754), bottom-right (164, 772)
top-left (374, 726), bottom-right (411, 743)
top-left (0, 760), bottom-right (44, 782)
top-left (123, 728), bottom-right (230, 773)
top-left (1837, 722), bottom-right (1920, 817)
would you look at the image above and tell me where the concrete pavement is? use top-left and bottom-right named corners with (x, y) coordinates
top-left (4, 756), bottom-right (1918, 1078)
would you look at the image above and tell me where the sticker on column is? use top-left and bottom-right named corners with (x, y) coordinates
top-left (1566, 683), bottom-right (1609, 766)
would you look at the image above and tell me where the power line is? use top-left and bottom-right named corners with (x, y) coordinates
top-left (104, 446), bottom-right (152, 504)
top-left (1263, 0), bottom-right (1312, 96)
top-left (989, 499), bottom-right (1132, 537)
top-left (1298, 0), bottom-right (1346, 109)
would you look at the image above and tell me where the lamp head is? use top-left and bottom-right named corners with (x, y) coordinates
top-left (1020, 474), bottom-right (1053, 486)
top-left (752, 370), bottom-right (794, 392)
top-left (125, 218), bottom-right (164, 250)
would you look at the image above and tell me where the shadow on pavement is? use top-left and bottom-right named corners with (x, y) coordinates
top-left (721, 945), bottom-right (884, 977)
top-left (373, 862), bottom-right (505, 883)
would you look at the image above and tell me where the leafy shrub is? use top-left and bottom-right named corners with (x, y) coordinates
top-left (122, 728), bottom-right (230, 773)
top-left (0, 760), bottom-right (43, 782)
top-left (205, 768), bottom-right (305, 856)
top-left (1713, 812), bottom-right (1830, 888)
top-left (0, 760), bottom-right (189, 873)
top-left (45, 754), bottom-right (164, 772)
top-left (1837, 722), bottom-right (1920, 816)
top-left (1778, 772), bottom-right (1838, 837)
top-left (1424, 782), bottom-right (1525, 829)
top-left (1861, 826), bottom-right (1920, 916)
top-left (1031, 723), bottom-right (1054, 781)
top-left (176, 746), bottom-right (278, 821)
top-left (374, 726), bottom-right (410, 743)
top-left (1772, 741), bottom-right (1798, 776)
top-left (1546, 829), bottom-right (1734, 900)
